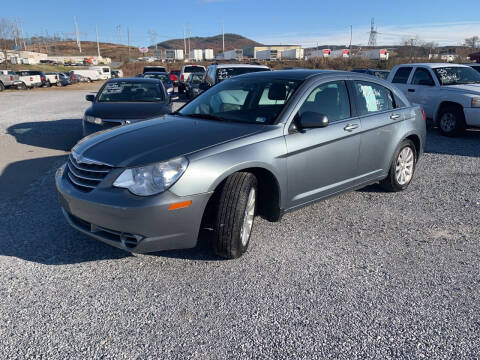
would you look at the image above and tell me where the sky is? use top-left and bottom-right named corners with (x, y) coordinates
top-left (3, 0), bottom-right (480, 48)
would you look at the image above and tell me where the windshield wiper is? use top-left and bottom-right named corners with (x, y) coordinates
top-left (182, 113), bottom-right (228, 121)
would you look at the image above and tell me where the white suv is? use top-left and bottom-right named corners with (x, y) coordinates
top-left (387, 63), bottom-right (480, 136)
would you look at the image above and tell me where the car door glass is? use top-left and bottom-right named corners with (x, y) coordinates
top-left (411, 68), bottom-right (434, 86)
top-left (298, 81), bottom-right (351, 123)
top-left (354, 81), bottom-right (395, 115)
top-left (392, 67), bottom-right (413, 84)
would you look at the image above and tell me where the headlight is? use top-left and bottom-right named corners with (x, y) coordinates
top-left (84, 115), bottom-right (103, 125)
top-left (113, 157), bottom-right (188, 196)
top-left (472, 97), bottom-right (480, 108)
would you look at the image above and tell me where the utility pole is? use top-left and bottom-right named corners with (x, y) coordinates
top-left (116, 25), bottom-right (122, 45)
top-left (183, 25), bottom-right (187, 59)
top-left (127, 27), bottom-right (131, 59)
top-left (222, 21), bottom-right (225, 54)
top-left (349, 25), bottom-right (352, 49)
top-left (96, 25), bottom-right (101, 57)
top-left (74, 16), bottom-right (81, 53)
top-left (188, 24), bottom-right (191, 58)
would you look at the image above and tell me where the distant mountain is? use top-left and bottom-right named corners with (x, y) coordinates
top-left (154, 33), bottom-right (262, 53)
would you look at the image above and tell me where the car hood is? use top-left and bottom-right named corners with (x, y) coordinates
top-left (86, 102), bottom-right (168, 120)
top-left (444, 84), bottom-right (480, 95)
top-left (73, 115), bottom-right (268, 167)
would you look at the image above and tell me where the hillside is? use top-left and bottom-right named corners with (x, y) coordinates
top-left (154, 33), bottom-right (262, 53)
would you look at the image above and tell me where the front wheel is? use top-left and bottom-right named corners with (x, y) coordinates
top-left (212, 172), bottom-right (258, 259)
top-left (380, 139), bottom-right (416, 192)
top-left (438, 105), bottom-right (466, 137)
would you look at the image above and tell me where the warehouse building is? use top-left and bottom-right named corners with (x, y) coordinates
top-left (243, 45), bottom-right (302, 59)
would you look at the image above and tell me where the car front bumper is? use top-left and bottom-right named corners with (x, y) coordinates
top-left (56, 164), bottom-right (212, 253)
top-left (464, 107), bottom-right (480, 127)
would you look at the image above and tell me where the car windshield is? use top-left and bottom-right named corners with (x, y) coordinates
top-left (189, 73), bottom-right (204, 83)
top-left (216, 67), bottom-right (269, 82)
top-left (184, 66), bottom-right (205, 73)
top-left (434, 67), bottom-right (480, 85)
top-left (178, 77), bottom-right (302, 124)
top-left (97, 81), bottom-right (164, 102)
top-left (144, 73), bottom-right (169, 82)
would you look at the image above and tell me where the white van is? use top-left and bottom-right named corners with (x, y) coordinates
top-left (72, 69), bottom-right (102, 81)
top-left (90, 66), bottom-right (111, 80)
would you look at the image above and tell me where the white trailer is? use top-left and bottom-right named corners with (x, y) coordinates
top-left (222, 49), bottom-right (243, 61)
top-left (90, 66), bottom-right (111, 80)
top-left (281, 48), bottom-right (304, 60)
top-left (256, 49), bottom-right (280, 61)
top-left (330, 49), bottom-right (350, 58)
top-left (72, 69), bottom-right (102, 81)
top-left (189, 49), bottom-right (203, 62)
top-left (203, 49), bottom-right (214, 61)
top-left (165, 49), bottom-right (184, 62)
top-left (356, 49), bottom-right (389, 61)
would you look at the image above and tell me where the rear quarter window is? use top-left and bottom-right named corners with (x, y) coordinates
top-left (354, 81), bottom-right (396, 115)
top-left (392, 67), bottom-right (413, 84)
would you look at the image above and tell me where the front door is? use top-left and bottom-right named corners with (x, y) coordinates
top-left (285, 80), bottom-right (362, 209)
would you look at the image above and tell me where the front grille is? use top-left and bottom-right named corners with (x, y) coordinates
top-left (66, 154), bottom-right (113, 192)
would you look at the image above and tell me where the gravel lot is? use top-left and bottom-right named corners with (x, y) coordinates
top-left (0, 89), bottom-right (479, 359)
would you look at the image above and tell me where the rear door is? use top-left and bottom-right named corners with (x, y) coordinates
top-left (352, 80), bottom-right (406, 178)
top-left (390, 66), bottom-right (413, 95)
top-left (407, 67), bottom-right (438, 118)
top-left (285, 80), bottom-right (362, 209)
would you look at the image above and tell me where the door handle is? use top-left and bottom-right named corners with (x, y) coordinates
top-left (344, 123), bottom-right (359, 132)
top-left (390, 114), bottom-right (401, 120)
top-left (408, 89), bottom-right (415, 92)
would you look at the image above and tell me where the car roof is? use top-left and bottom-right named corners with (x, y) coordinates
top-left (143, 71), bottom-right (168, 75)
top-left (395, 63), bottom-right (470, 69)
top-left (212, 63), bottom-right (270, 69)
top-left (108, 77), bottom-right (162, 83)
top-left (232, 69), bottom-right (345, 81)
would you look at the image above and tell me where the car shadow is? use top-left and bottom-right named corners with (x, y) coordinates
top-left (424, 128), bottom-right (480, 158)
top-left (7, 118), bottom-right (83, 152)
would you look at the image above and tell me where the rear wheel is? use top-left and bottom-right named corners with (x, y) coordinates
top-left (17, 82), bottom-right (27, 90)
top-left (380, 139), bottom-right (416, 192)
top-left (438, 105), bottom-right (466, 137)
top-left (45, 81), bottom-right (51, 87)
top-left (0, 82), bottom-right (4, 92)
top-left (56, 81), bottom-right (62, 87)
top-left (212, 172), bottom-right (258, 259)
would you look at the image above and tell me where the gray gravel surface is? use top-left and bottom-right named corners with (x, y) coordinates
top-left (1, 90), bottom-right (479, 359)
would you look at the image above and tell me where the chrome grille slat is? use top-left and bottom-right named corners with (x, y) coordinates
top-left (67, 162), bottom-right (105, 181)
top-left (66, 153), bottom-right (113, 192)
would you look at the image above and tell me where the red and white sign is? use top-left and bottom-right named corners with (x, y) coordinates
top-left (138, 47), bottom-right (149, 53)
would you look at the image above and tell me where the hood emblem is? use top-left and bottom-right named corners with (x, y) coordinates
top-left (71, 149), bottom-right (109, 166)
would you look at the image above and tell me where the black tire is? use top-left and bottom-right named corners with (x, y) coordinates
top-left (0, 82), bottom-right (4, 92)
top-left (380, 139), bottom-right (416, 192)
top-left (56, 81), bottom-right (62, 87)
top-left (45, 81), bottom-right (51, 88)
top-left (212, 172), bottom-right (258, 259)
top-left (17, 82), bottom-right (27, 90)
top-left (438, 105), bottom-right (466, 137)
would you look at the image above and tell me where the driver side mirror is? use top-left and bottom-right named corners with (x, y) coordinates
top-left (199, 82), bottom-right (210, 91)
top-left (85, 94), bottom-right (95, 102)
top-left (299, 112), bottom-right (329, 129)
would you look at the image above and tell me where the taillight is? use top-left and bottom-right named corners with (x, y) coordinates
top-left (181, 74), bottom-right (184, 81)
top-left (421, 109), bottom-right (427, 121)
top-left (10, 75), bottom-right (13, 81)
top-left (30, 77), bottom-right (33, 81)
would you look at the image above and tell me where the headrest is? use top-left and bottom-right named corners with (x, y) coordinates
top-left (268, 83), bottom-right (286, 101)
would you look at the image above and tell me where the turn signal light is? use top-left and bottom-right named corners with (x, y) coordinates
top-left (168, 201), bottom-right (192, 210)
top-left (421, 109), bottom-right (427, 121)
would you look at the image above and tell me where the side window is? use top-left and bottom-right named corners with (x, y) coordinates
top-left (298, 81), bottom-right (351, 123)
top-left (354, 81), bottom-right (395, 115)
top-left (411, 68), bottom-right (435, 86)
top-left (392, 67), bottom-right (413, 84)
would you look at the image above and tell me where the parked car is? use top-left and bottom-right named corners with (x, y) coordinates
top-left (22, 70), bottom-right (47, 87)
top-left (57, 72), bottom-right (71, 86)
top-left (178, 65), bottom-right (205, 93)
top-left (351, 69), bottom-right (390, 79)
top-left (199, 63), bottom-right (270, 93)
top-left (185, 72), bottom-right (205, 99)
top-left (387, 63), bottom-right (480, 136)
top-left (75, 74), bottom-right (92, 83)
top-left (169, 70), bottom-right (180, 85)
top-left (0, 70), bottom-right (22, 91)
top-left (111, 69), bottom-right (123, 78)
top-left (56, 70), bottom-right (426, 259)
top-left (66, 72), bottom-right (79, 84)
top-left (465, 63), bottom-right (480, 73)
top-left (81, 78), bottom-right (172, 136)
top-left (139, 72), bottom-right (174, 96)
top-left (45, 72), bottom-right (60, 86)
top-left (143, 66), bottom-right (167, 74)
top-left (16, 71), bottom-right (42, 88)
